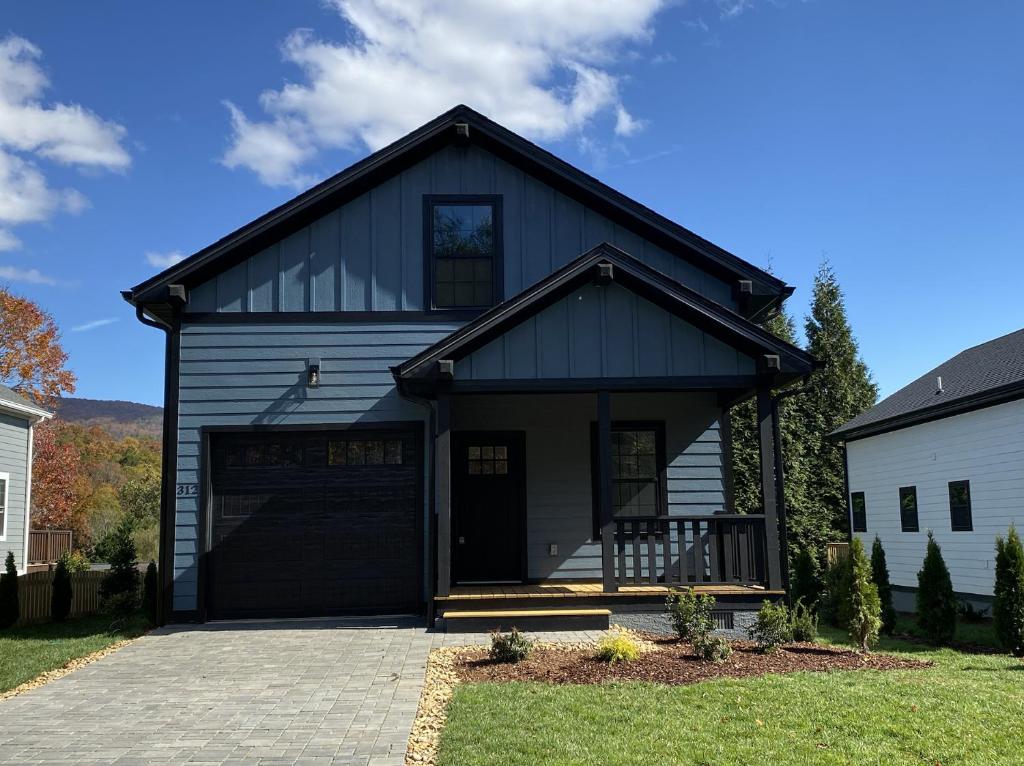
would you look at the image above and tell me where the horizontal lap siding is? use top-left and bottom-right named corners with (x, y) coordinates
top-left (451, 393), bottom-right (726, 580)
top-left (455, 283), bottom-right (755, 380)
top-left (0, 414), bottom-right (29, 571)
top-left (185, 146), bottom-right (737, 315)
top-left (848, 399), bottom-right (1024, 597)
top-left (173, 321), bottom-right (461, 612)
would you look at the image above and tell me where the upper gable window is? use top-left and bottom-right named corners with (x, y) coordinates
top-left (426, 196), bottom-right (502, 310)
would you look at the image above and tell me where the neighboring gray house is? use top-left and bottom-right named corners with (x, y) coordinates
top-left (124, 105), bottom-right (816, 630)
top-left (834, 328), bottom-right (1024, 610)
top-left (0, 385), bottom-right (52, 574)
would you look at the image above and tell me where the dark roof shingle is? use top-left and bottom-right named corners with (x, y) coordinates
top-left (833, 328), bottom-right (1024, 439)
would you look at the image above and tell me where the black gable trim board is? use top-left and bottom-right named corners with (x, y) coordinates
top-left (123, 105), bottom-right (789, 316)
top-left (393, 243), bottom-right (816, 393)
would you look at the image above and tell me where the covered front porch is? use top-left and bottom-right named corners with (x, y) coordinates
top-left (392, 244), bottom-right (816, 629)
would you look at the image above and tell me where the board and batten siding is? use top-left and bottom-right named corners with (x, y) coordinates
top-left (452, 392), bottom-right (727, 579)
top-left (847, 398), bottom-right (1024, 598)
top-left (183, 144), bottom-right (736, 315)
top-left (456, 283), bottom-right (754, 381)
top-left (0, 413), bottom-right (30, 572)
top-left (172, 320), bottom-right (461, 612)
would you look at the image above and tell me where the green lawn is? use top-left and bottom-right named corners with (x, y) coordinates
top-left (0, 612), bottom-right (149, 694)
top-left (438, 627), bottom-right (1024, 765)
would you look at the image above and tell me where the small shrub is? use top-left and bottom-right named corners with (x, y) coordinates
top-left (789, 598), bottom-right (819, 642)
top-left (51, 553), bottom-right (74, 622)
top-left (666, 588), bottom-right (716, 643)
top-left (821, 557), bottom-right (852, 627)
top-left (489, 627), bottom-right (532, 663)
top-left (693, 634), bottom-right (731, 662)
top-left (143, 561), bottom-right (159, 625)
top-left (63, 550), bottom-right (90, 574)
top-left (790, 547), bottom-right (823, 610)
top-left (748, 600), bottom-right (791, 653)
top-left (595, 630), bottom-right (641, 664)
top-left (958, 600), bottom-right (990, 624)
top-left (916, 531), bottom-right (957, 645)
top-left (99, 517), bottom-right (140, 613)
top-left (871, 536), bottom-right (897, 634)
top-left (846, 536), bottom-right (882, 651)
top-left (993, 525), bottom-right (1024, 656)
top-left (0, 551), bottom-right (19, 629)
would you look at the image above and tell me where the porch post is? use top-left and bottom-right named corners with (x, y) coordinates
top-left (598, 390), bottom-right (617, 592)
top-left (756, 384), bottom-right (784, 591)
top-left (435, 393), bottom-right (452, 597)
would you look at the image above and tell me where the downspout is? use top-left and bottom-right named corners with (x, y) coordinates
top-left (770, 377), bottom-right (813, 600)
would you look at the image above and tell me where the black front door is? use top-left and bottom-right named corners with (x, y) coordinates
top-left (452, 431), bottom-right (525, 583)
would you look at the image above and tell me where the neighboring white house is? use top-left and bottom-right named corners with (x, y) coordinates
top-left (833, 328), bottom-right (1024, 611)
top-left (0, 385), bottom-right (53, 575)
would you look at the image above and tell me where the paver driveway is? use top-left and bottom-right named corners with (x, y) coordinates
top-left (0, 617), bottom-right (441, 766)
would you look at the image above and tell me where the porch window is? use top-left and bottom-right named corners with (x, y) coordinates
top-left (589, 422), bottom-right (667, 538)
top-left (426, 196), bottom-right (501, 310)
top-left (467, 445), bottom-right (508, 475)
top-left (899, 486), bottom-right (919, 532)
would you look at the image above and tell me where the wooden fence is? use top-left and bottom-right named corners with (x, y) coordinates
top-left (27, 529), bottom-right (73, 564)
top-left (827, 542), bottom-right (850, 567)
top-left (16, 570), bottom-right (109, 625)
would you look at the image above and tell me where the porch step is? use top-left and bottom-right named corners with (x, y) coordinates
top-left (441, 607), bottom-right (611, 633)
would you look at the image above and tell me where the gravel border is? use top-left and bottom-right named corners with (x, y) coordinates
top-left (0, 636), bottom-right (141, 703)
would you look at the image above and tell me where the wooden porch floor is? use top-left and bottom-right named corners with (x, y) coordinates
top-left (437, 581), bottom-right (782, 601)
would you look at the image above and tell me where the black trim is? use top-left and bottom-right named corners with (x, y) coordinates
top-left (185, 421), bottom-right (425, 624)
top-left (179, 310), bottom-right (484, 324)
top-left (948, 479), bottom-right (973, 532)
top-left (124, 105), bottom-right (788, 314)
top-left (160, 311), bottom-right (181, 625)
top-left (405, 375), bottom-right (763, 397)
top-left (833, 380), bottom-right (1024, 442)
top-left (899, 485), bottom-right (920, 533)
top-left (423, 195), bottom-right (504, 312)
top-left (850, 491), bottom-right (867, 533)
top-left (394, 243), bottom-right (816, 390)
top-left (588, 420), bottom-right (668, 540)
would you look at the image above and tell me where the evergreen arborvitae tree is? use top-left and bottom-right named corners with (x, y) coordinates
top-left (791, 546), bottom-right (823, 609)
top-left (143, 561), bottom-right (159, 625)
top-left (993, 525), bottom-right (1024, 657)
top-left (51, 553), bottom-right (73, 622)
top-left (0, 551), bottom-right (20, 629)
top-left (871, 536), bottom-right (897, 634)
top-left (843, 537), bottom-right (881, 651)
top-left (800, 262), bottom-right (878, 552)
top-left (99, 517), bottom-right (140, 611)
top-left (916, 532), bottom-right (957, 645)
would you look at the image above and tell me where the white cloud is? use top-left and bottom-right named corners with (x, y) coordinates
top-left (144, 250), bottom-right (186, 269)
top-left (0, 35), bottom-right (129, 251)
top-left (71, 317), bottom-right (118, 332)
top-left (716, 0), bottom-right (756, 18)
top-left (0, 264), bottom-right (56, 285)
top-left (223, 0), bottom-right (665, 187)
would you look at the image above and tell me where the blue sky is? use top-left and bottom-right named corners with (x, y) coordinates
top-left (1, 1), bottom-right (1021, 407)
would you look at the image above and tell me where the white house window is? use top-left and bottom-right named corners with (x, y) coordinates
top-left (948, 480), bottom-right (973, 532)
top-left (850, 491), bottom-right (867, 532)
top-left (899, 486), bottom-right (919, 533)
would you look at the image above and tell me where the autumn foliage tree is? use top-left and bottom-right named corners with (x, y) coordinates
top-left (0, 286), bottom-right (76, 405)
top-left (31, 421), bottom-right (84, 536)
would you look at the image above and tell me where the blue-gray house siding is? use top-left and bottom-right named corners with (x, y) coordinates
top-left (0, 413), bottom-right (31, 572)
top-left (184, 145), bottom-right (737, 315)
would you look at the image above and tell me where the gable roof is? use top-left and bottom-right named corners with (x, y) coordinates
top-left (0, 384), bottom-right (53, 422)
top-left (124, 105), bottom-right (790, 317)
top-left (833, 328), bottom-right (1024, 441)
top-left (394, 242), bottom-right (815, 391)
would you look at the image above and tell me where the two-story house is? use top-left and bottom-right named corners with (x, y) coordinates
top-left (124, 106), bottom-right (815, 632)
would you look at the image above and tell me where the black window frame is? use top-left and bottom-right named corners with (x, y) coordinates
top-left (899, 486), bottom-right (919, 533)
top-left (948, 480), bottom-right (973, 532)
top-left (588, 420), bottom-right (668, 540)
top-left (423, 194), bottom-right (503, 312)
top-left (850, 491), bottom-right (867, 533)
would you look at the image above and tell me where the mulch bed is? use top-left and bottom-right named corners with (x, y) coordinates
top-left (454, 638), bottom-right (932, 686)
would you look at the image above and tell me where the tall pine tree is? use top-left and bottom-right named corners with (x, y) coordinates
top-left (798, 262), bottom-right (877, 558)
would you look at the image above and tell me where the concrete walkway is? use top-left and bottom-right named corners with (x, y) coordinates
top-left (0, 617), bottom-right (604, 766)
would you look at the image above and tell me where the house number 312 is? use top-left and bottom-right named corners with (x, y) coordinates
top-left (176, 484), bottom-right (198, 497)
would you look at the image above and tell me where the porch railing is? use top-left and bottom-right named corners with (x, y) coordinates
top-left (28, 529), bottom-right (73, 565)
top-left (609, 514), bottom-right (767, 587)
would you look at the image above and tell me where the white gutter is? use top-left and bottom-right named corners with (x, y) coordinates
top-left (21, 425), bottom-right (35, 576)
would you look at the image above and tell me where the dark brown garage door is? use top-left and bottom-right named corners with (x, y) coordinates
top-left (208, 428), bottom-right (421, 619)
